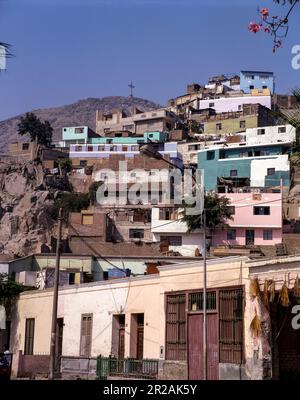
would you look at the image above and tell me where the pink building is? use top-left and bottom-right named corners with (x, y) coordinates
top-left (213, 191), bottom-right (282, 246)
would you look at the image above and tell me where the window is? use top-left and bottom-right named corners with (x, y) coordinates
top-left (80, 314), bottom-right (93, 357)
top-left (238, 105), bottom-right (242, 111)
top-left (188, 291), bottom-right (216, 312)
top-left (87, 146), bottom-right (93, 152)
top-left (227, 206), bottom-right (235, 215)
top-left (75, 127), bottom-right (84, 134)
top-left (24, 318), bottom-right (35, 355)
top-left (227, 229), bottom-right (236, 240)
top-left (278, 126), bottom-right (286, 133)
top-left (249, 85), bottom-right (254, 90)
top-left (257, 128), bottom-right (265, 135)
top-left (219, 288), bottom-right (244, 364)
top-left (267, 168), bottom-right (275, 176)
top-left (216, 123), bottom-right (222, 131)
top-left (262, 85), bottom-right (267, 89)
top-left (165, 294), bottom-right (186, 360)
top-left (129, 229), bottom-right (144, 239)
top-left (207, 151), bottom-right (215, 160)
top-left (254, 206), bottom-right (270, 215)
top-left (254, 151), bottom-right (261, 157)
top-left (22, 143), bottom-right (29, 150)
top-left (82, 214), bottom-right (94, 225)
top-left (161, 236), bottom-right (182, 246)
top-left (188, 144), bottom-right (200, 151)
top-left (75, 145), bottom-right (82, 152)
top-left (98, 145), bottom-right (105, 151)
top-left (159, 208), bottom-right (178, 221)
top-left (104, 128), bottom-right (111, 134)
top-left (239, 120), bottom-right (246, 129)
top-left (209, 102), bottom-right (215, 107)
top-left (79, 160), bottom-right (87, 167)
top-left (230, 170), bottom-right (237, 177)
top-left (122, 146), bottom-right (128, 151)
top-left (123, 124), bottom-right (134, 131)
top-left (263, 230), bottom-right (273, 240)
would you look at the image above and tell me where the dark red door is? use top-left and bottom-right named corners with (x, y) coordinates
top-left (188, 313), bottom-right (218, 380)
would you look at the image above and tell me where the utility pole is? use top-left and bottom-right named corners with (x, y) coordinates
top-left (202, 209), bottom-right (207, 380)
top-left (49, 207), bottom-right (63, 380)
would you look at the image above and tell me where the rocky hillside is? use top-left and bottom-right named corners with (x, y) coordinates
top-left (0, 160), bottom-right (59, 258)
top-left (0, 96), bottom-right (162, 153)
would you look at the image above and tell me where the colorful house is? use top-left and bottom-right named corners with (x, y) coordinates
top-left (198, 142), bottom-right (291, 191)
top-left (240, 70), bottom-right (274, 94)
top-left (213, 190), bottom-right (282, 247)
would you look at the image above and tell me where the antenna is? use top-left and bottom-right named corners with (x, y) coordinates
top-left (128, 81), bottom-right (135, 98)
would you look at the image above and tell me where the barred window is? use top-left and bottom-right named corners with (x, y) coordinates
top-left (188, 291), bottom-right (217, 312)
top-left (219, 288), bottom-right (244, 364)
top-left (165, 294), bottom-right (186, 360)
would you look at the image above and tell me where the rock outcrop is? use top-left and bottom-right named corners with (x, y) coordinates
top-left (0, 160), bottom-right (59, 258)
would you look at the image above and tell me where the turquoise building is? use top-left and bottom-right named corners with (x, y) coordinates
top-left (198, 142), bottom-right (291, 191)
top-left (60, 127), bottom-right (167, 147)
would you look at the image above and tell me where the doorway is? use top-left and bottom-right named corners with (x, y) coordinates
top-left (245, 230), bottom-right (255, 245)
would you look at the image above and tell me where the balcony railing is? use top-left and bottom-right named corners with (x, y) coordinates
top-left (96, 356), bottom-right (158, 380)
top-left (217, 185), bottom-right (281, 194)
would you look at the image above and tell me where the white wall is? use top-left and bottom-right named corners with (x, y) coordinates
top-left (250, 155), bottom-right (289, 186)
top-left (198, 95), bottom-right (271, 113)
top-left (246, 125), bottom-right (296, 145)
top-left (152, 232), bottom-right (204, 256)
top-left (151, 208), bottom-right (188, 233)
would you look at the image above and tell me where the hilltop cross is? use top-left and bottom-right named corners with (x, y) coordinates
top-left (128, 81), bottom-right (135, 98)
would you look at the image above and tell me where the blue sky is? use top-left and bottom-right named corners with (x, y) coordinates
top-left (0, 0), bottom-right (300, 120)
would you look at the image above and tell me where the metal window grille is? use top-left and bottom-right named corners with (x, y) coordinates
top-left (188, 291), bottom-right (217, 312)
top-left (219, 288), bottom-right (244, 364)
top-left (165, 294), bottom-right (186, 360)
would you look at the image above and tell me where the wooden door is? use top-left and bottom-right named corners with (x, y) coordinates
top-left (137, 327), bottom-right (144, 360)
top-left (188, 313), bottom-right (218, 380)
top-left (118, 328), bottom-right (125, 359)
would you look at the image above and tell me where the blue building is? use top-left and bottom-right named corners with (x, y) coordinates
top-left (240, 71), bottom-right (274, 94)
top-left (198, 142), bottom-right (290, 191)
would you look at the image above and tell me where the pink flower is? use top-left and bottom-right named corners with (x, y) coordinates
top-left (264, 27), bottom-right (270, 33)
top-left (248, 22), bottom-right (261, 34)
top-left (260, 8), bottom-right (269, 19)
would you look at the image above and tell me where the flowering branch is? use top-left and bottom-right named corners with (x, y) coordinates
top-left (248, 0), bottom-right (299, 52)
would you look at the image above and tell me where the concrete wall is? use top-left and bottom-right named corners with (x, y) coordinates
top-left (246, 125), bottom-right (296, 145)
top-left (198, 96), bottom-right (271, 113)
top-left (10, 258), bottom-right (248, 362)
top-left (213, 228), bottom-right (282, 246)
top-left (198, 146), bottom-right (290, 191)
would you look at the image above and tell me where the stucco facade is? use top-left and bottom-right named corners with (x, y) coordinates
top-left (213, 192), bottom-right (282, 246)
top-left (10, 255), bottom-right (300, 380)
